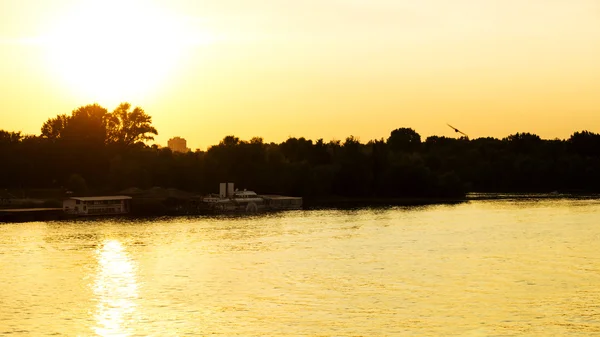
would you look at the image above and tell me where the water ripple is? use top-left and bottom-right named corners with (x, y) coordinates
top-left (1, 201), bottom-right (600, 335)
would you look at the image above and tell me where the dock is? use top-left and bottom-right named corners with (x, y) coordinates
top-left (261, 195), bottom-right (303, 210)
top-left (0, 208), bottom-right (66, 223)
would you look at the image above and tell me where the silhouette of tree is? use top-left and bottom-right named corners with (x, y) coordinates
top-left (568, 131), bottom-right (600, 157)
top-left (68, 104), bottom-right (108, 144)
top-left (504, 132), bottom-right (542, 154)
top-left (0, 130), bottom-right (22, 144)
top-left (106, 102), bottom-right (158, 145)
top-left (41, 115), bottom-right (69, 140)
top-left (280, 137), bottom-right (313, 163)
top-left (219, 135), bottom-right (240, 146)
top-left (250, 137), bottom-right (263, 144)
top-left (387, 127), bottom-right (421, 152)
top-left (7, 104), bottom-right (600, 202)
top-left (41, 104), bottom-right (107, 144)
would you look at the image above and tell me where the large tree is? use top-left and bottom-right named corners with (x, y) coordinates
top-left (40, 114), bottom-right (70, 140)
top-left (568, 130), bottom-right (600, 157)
top-left (106, 103), bottom-right (158, 145)
top-left (387, 127), bottom-right (421, 152)
top-left (40, 104), bottom-right (108, 144)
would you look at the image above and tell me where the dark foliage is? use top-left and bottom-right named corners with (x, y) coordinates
top-left (2, 106), bottom-right (600, 198)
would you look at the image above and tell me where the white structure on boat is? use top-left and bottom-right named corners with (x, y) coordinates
top-left (202, 183), bottom-right (302, 213)
top-left (63, 196), bottom-right (132, 215)
top-left (205, 183), bottom-right (265, 212)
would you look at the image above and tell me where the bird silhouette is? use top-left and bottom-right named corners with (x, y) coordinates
top-left (446, 123), bottom-right (469, 139)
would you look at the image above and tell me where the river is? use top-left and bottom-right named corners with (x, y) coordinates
top-left (1, 197), bottom-right (600, 336)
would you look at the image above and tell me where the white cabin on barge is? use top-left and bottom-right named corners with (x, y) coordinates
top-left (63, 196), bottom-right (132, 216)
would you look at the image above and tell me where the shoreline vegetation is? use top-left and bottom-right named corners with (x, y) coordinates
top-left (2, 102), bottom-right (600, 215)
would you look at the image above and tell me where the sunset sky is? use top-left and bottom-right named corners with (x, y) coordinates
top-left (1, 0), bottom-right (600, 149)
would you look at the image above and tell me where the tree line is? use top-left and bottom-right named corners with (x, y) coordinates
top-left (2, 103), bottom-right (600, 199)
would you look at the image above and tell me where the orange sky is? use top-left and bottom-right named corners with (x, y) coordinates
top-left (1, 0), bottom-right (600, 149)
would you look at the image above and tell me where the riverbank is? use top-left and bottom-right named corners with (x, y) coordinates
top-left (2, 192), bottom-right (600, 223)
top-left (467, 192), bottom-right (600, 200)
top-left (0, 208), bottom-right (70, 223)
top-left (303, 196), bottom-right (467, 208)
top-left (302, 192), bottom-right (599, 208)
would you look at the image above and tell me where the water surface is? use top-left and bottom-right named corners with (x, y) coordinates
top-left (1, 198), bottom-right (600, 336)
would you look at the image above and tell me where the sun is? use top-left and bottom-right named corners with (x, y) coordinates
top-left (43, 0), bottom-right (213, 104)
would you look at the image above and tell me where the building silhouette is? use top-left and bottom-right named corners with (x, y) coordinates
top-left (167, 137), bottom-right (190, 153)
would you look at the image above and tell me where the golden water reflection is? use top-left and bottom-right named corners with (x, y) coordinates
top-left (2, 200), bottom-right (600, 335)
top-left (93, 240), bottom-right (139, 337)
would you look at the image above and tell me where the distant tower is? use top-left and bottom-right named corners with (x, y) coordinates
top-left (167, 137), bottom-right (190, 153)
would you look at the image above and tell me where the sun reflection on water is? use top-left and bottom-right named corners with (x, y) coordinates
top-left (93, 240), bottom-right (139, 337)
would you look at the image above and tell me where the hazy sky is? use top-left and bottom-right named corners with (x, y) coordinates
top-left (1, 0), bottom-right (600, 149)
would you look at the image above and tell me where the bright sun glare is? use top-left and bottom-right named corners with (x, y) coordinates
top-left (44, 0), bottom-right (214, 104)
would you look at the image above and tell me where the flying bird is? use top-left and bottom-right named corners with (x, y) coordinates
top-left (446, 123), bottom-right (469, 139)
